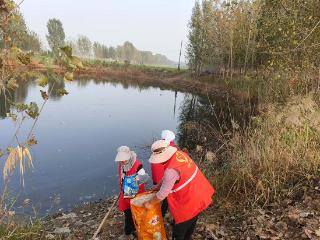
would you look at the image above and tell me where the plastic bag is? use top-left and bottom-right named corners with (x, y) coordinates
top-left (123, 174), bottom-right (139, 198)
top-left (130, 192), bottom-right (167, 240)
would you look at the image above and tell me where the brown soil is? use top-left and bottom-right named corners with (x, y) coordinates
top-left (42, 182), bottom-right (320, 239)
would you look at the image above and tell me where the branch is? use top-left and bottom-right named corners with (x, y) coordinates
top-left (26, 82), bottom-right (55, 142)
top-left (294, 19), bottom-right (320, 50)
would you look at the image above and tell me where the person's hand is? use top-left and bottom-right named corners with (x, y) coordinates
top-left (149, 186), bottom-right (159, 192)
top-left (149, 183), bottom-right (161, 192)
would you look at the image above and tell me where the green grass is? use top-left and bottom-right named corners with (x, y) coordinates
top-left (0, 221), bottom-right (44, 240)
top-left (82, 58), bottom-right (187, 74)
top-left (32, 54), bottom-right (55, 67)
top-left (32, 54), bottom-right (188, 75)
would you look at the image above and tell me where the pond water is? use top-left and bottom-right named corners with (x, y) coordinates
top-left (0, 78), bottom-right (251, 215)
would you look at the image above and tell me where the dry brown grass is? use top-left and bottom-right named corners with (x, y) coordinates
top-left (3, 146), bottom-right (33, 187)
top-left (0, 221), bottom-right (44, 239)
top-left (213, 95), bottom-right (320, 207)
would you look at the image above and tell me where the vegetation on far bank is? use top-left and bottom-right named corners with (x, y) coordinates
top-left (32, 54), bottom-right (186, 75)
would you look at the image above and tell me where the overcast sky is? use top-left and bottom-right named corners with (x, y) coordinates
top-left (19, 0), bottom-right (195, 62)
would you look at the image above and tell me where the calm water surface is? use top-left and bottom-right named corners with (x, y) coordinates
top-left (0, 79), bottom-right (190, 215)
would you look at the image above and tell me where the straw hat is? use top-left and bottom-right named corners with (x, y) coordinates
top-left (149, 140), bottom-right (177, 164)
top-left (115, 146), bottom-right (131, 162)
top-left (161, 130), bottom-right (175, 142)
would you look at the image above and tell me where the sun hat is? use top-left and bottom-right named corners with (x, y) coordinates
top-left (149, 140), bottom-right (177, 164)
top-left (161, 130), bottom-right (175, 142)
top-left (115, 146), bottom-right (132, 162)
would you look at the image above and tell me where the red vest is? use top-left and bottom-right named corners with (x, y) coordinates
top-left (165, 151), bottom-right (215, 223)
top-left (151, 163), bottom-right (164, 185)
top-left (118, 159), bottom-right (145, 211)
top-left (151, 141), bottom-right (176, 185)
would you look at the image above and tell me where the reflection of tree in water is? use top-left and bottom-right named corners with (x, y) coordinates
top-left (0, 80), bottom-right (31, 119)
top-left (77, 77), bottom-right (153, 92)
top-left (77, 79), bottom-right (90, 88)
top-left (14, 80), bottom-right (29, 102)
top-left (48, 75), bottom-right (65, 101)
top-left (177, 94), bottom-right (252, 150)
top-left (0, 90), bottom-right (13, 119)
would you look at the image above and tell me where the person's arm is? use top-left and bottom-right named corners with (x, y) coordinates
top-left (144, 168), bottom-right (180, 208)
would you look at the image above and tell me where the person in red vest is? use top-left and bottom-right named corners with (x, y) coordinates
top-left (145, 140), bottom-right (215, 240)
top-left (115, 146), bottom-right (150, 239)
top-left (151, 130), bottom-right (176, 216)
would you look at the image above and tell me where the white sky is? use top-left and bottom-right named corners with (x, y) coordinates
top-left (19, 0), bottom-right (195, 62)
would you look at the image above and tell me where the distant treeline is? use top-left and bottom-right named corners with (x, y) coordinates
top-left (187, 0), bottom-right (320, 77)
top-left (67, 37), bottom-right (175, 66)
top-left (0, 12), bottom-right (174, 66)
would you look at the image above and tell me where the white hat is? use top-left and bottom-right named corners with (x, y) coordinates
top-left (161, 130), bottom-right (175, 142)
top-left (115, 146), bottom-right (131, 162)
top-left (149, 140), bottom-right (177, 164)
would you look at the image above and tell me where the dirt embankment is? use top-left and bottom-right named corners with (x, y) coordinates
top-left (26, 63), bottom-right (255, 107)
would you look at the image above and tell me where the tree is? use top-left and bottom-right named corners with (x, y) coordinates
top-left (108, 47), bottom-right (116, 59)
top-left (122, 41), bottom-right (136, 62)
top-left (186, 1), bottom-right (206, 76)
top-left (186, 0), bottom-right (260, 76)
top-left (96, 42), bottom-right (173, 65)
top-left (20, 31), bottom-right (42, 52)
top-left (116, 45), bottom-right (124, 61)
top-left (77, 35), bottom-right (92, 57)
top-left (256, 0), bottom-right (320, 68)
top-left (46, 18), bottom-right (65, 54)
top-left (140, 51), bottom-right (153, 65)
top-left (0, 11), bottom-right (41, 52)
top-left (102, 45), bottom-right (109, 58)
top-left (93, 42), bottom-right (108, 59)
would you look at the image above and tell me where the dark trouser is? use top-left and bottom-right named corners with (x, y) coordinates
top-left (161, 198), bottom-right (168, 217)
top-left (124, 209), bottom-right (136, 235)
top-left (172, 215), bottom-right (198, 240)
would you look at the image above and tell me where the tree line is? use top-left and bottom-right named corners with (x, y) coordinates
top-left (0, 11), bottom-right (174, 66)
top-left (187, 0), bottom-right (320, 79)
top-left (0, 11), bottom-right (42, 52)
top-left (65, 35), bottom-right (174, 66)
